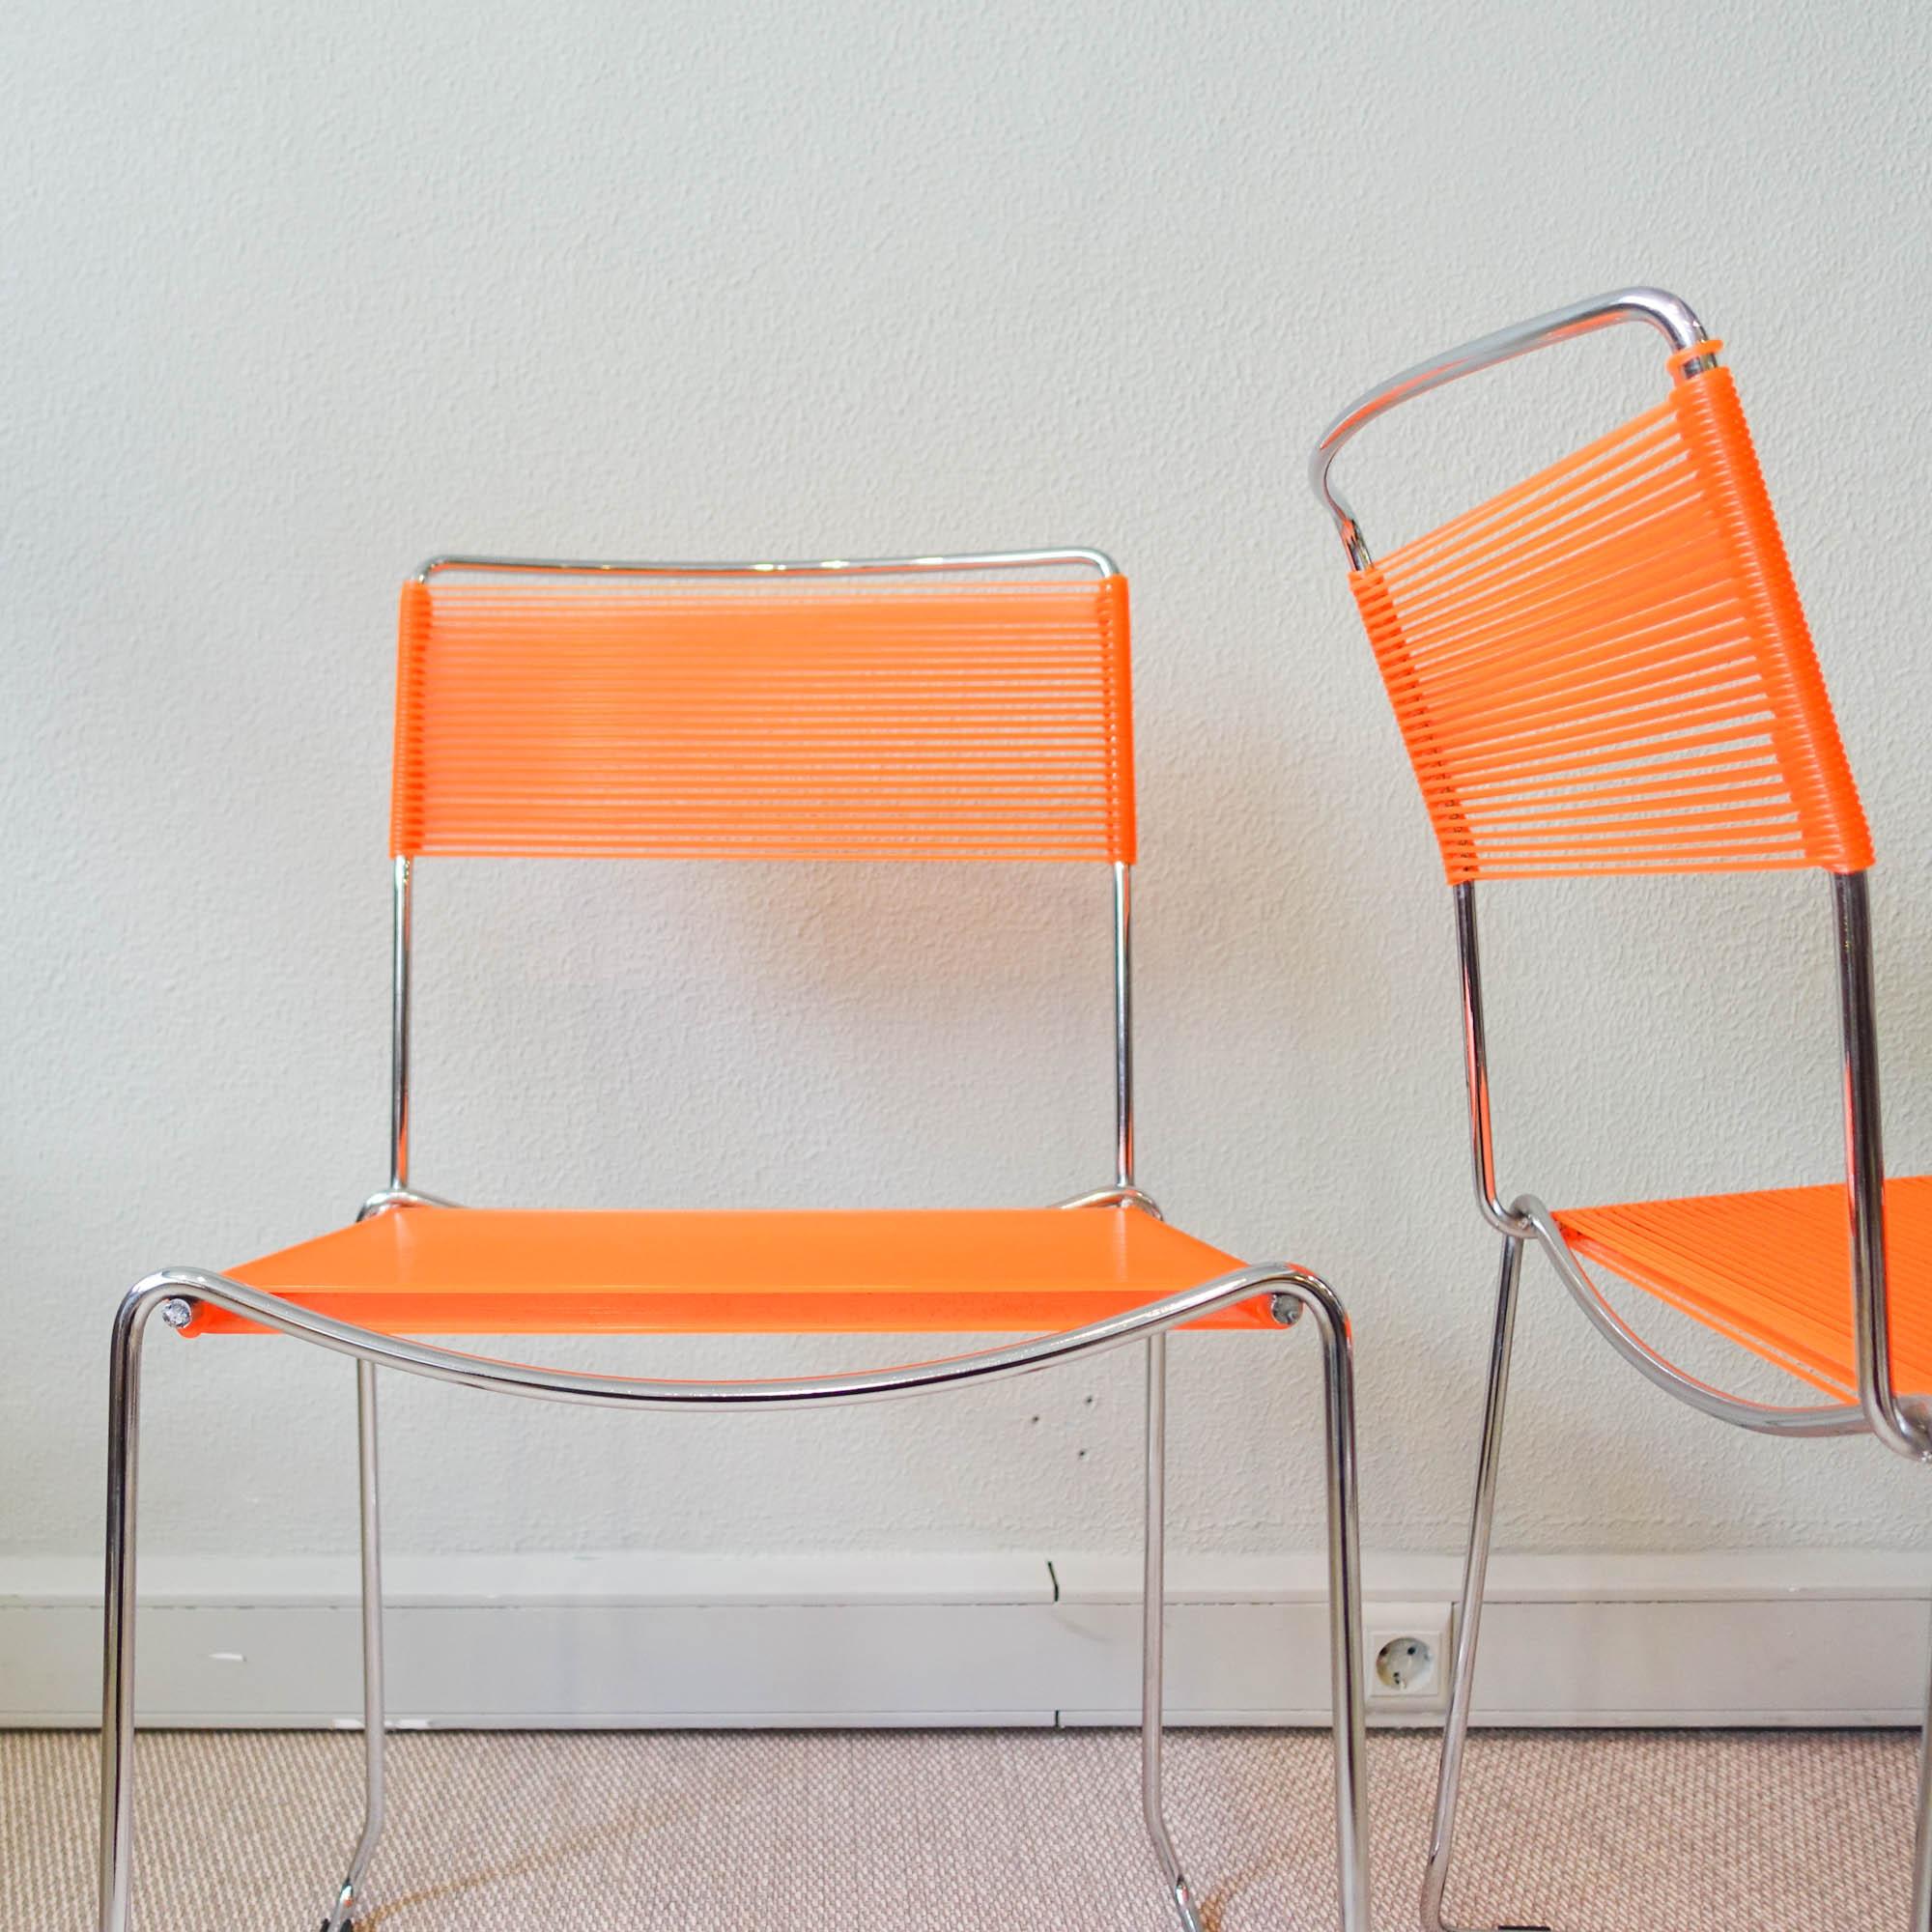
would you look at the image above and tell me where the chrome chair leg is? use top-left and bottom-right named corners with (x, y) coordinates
top-left (321, 1361), bottom-right (387, 1932)
top-left (98, 1285), bottom-right (173, 1932)
top-left (1912, 1601), bottom-right (1932, 1932)
top-left (1276, 1276), bottom-right (1373, 1932)
top-left (1142, 1333), bottom-right (1207, 1932)
top-left (1421, 1230), bottom-right (1532, 1932)
top-left (99, 1290), bottom-right (393, 1932)
top-left (1424, 1231), bottom-right (1932, 1932)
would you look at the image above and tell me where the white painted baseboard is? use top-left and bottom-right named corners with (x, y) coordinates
top-left (5, 1549), bottom-right (1926, 1728)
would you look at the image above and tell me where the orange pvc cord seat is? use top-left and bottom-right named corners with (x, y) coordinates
top-left (1555, 1179), bottom-right (1932, 1401)
top-left (189, 1206), bottom-right (1266, 1338)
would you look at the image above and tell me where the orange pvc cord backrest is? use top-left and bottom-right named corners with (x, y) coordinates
top-left (1347, 352), bottom-right (1872, 882)
top-left (390, 576), bottom-right (1136, 863)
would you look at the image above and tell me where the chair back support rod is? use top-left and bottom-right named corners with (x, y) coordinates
top-left (1114, 860), bottom-right (1134, 1189)
top-left (389, 857), bottom-right (411, 1191)
top-left (1454, 885), bottom-right (1522, 1236)
top-left (1834, 870), bottom-right (1931, 1457)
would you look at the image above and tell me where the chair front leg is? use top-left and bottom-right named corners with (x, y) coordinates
top-left (99, 1282), bottom-right (186, 1932)
top-left (99, 1284), bottom-right (394, 1932)
top-left (1421, 1230), bottom-right (1534, 1932)
top-left (1141, 1332), bottom-right (1207, 1932)
top-left (1271, 1272), bottom-right (1373, 1932)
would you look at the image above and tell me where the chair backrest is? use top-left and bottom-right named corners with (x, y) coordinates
top-left (379, 551), bottom-right (1142, 1200)
top-left (1314, 297), bottom-right (1871, 883)
top-left (1310, 295), bottom-right (1929, 1449)
top-left (391, 557), bottom-right (1135, 864)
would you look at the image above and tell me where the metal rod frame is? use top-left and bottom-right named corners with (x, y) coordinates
top-left (1311, 292), bottom-right (1932, 1930)
top-left (413, 546), bottom-right (1122, 583)
top-left (98, 1256), bottom-right (1368, 1932)
top-left (101, 550), bottom-right (1370, 1931)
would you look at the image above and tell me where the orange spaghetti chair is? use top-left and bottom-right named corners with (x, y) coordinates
top-left (1311, 288), bottom-right (1932, 1930)
top-left (96, 551), bottom-right (1371, 1932)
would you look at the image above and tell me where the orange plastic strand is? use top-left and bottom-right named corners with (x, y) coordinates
top-left (1348, 365), bottom-right (1871, 882)
top-left (1556, 1178), bottom-right (1932, 1399)
top-left (390, 577), bottom-right (1136, 863)
top-left (194, 1205), bottom-right (1265, 1337)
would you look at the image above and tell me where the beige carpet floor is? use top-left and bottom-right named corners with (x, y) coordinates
top-left (3, 1726), bottom-right (1920, 1929)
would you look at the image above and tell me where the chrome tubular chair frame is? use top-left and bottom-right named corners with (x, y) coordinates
top-left (99, 551), bottom-right (1373, 1932)
top-left (1312, 295), bottom-right (1932, 1932)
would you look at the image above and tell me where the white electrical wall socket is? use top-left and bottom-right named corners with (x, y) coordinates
top-left (1363, 1600), bottom-right (1454, 1715)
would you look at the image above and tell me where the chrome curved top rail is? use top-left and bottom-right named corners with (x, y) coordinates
top-left (413, 548), bottom-right (1120, 583)
top-left (1309, 286), bottom-right (1712, 565)
top-left (139, 1259), bottom-right (1310, 1414)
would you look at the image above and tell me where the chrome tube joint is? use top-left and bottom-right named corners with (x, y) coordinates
top-left (1053, 1184), bottom-right (1167, 1220)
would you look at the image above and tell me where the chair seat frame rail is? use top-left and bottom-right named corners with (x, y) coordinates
top-left (1312, 293), bottom-right (1932, 1932)
top-left (98, 551), bottom-right (1372, 1932)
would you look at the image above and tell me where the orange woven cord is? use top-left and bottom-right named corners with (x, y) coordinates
top-left (191, 1205), bottom-right (1267, 1336)
top-left (1349, 364), bottom-right (1872, 882)
top-left (390, 576), bottom-right (1136, 862)
top-left (1556, 1177), bottom-right (1932, 1399)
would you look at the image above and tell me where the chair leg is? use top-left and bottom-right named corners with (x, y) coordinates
top-left (98, 1289), bottom-right (393, 1932)
top-left (1420, 1232), bottom-right (1536, 1932)
top-left (1142, 1333), bottom-right (1208, 1932)
top-left (1911, 1600), bottom-right (1932, 1931)
top-left (98, 1285), bottom-right (173, 1932)
top-left (321, 1361), bottom-right (387, 1932)
top-left (1283, 1274), bottom-right (1373, 1932)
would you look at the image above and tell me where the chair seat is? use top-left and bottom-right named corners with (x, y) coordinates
top-left (1555, 1176), bottom-right (1932, 1399)
top-left (189, 1205), bottom-right (1266, 1337)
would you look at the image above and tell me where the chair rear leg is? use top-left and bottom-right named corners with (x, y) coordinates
top-left (1421, 1232), bottom-right (1534, 1932)
top-left (321, 1360), bottom-right (387, 1932)
top-left (1142, 1333), bottom-right (1208, 1932)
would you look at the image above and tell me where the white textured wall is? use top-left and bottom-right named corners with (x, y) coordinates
top-left (5, 0), bottom-right (1931, 1574)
